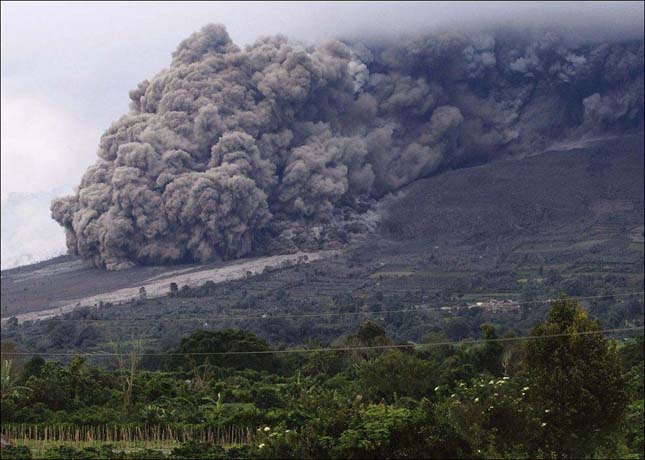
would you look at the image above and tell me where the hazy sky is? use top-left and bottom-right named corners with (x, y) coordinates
top-left (1, 1), bottom-right (643, 268)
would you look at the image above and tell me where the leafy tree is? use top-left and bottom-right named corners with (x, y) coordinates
top-left (343, 321), bottom-right (394, 362)
top-left (419, 331), bottom-right (455, 362)
top-left (444, 317), bottom-right (471, 341)
top-left (0, 341), bottom-right (24, 369)
top-left (615, 337), bottom-right (645, 456)
top-left (19, 356), bottom-right (45, 384)
top-left (301, 348), bottom-right (346, 377)
top-left (112, 340), bottom-right (143, 412)
top-left (173, 329), bottom-right (273, 371)
top-left (438, 375), bottom-right (542, 457)
top-left (45, 321), bottom-right (78, 348)
top-left (1, 313), bottom-right (641, 458)
top-left (523, 297), bottom-right (629, 458)
top-left (358, 351), bottom-right (438, 402)
top-left (473, 324), bottom-right (504, 376)
top-left (1, 360), bottom-right (31, 401)
top-left (334, 401), bottom-right (470, 459)
top-left (618, 335), bottom-right (644, 373)
top-left (350, 321), bottom-right (390, 346)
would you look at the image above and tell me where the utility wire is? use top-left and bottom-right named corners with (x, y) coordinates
top-left (2, 326), bottom-right (642, 357)
top-left (21, 291), bottom-right (644, 323)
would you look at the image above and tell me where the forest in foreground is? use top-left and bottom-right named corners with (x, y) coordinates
top-left (1, 298), bottom-right (643, 459)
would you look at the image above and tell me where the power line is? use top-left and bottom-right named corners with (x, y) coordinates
top-left (21, 291), bottom-right (644, 323)
top-left (2, 326), bottom-right (642, 357)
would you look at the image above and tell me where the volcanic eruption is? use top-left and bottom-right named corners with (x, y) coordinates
top-left (51, 24), bottom-right (644, 269)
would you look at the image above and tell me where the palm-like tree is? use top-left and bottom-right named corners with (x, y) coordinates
top-left (1, 359), bottom-right (31, 400)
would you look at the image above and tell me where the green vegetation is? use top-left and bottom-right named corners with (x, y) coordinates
top-left (1, 299), bottom-right (643, 459)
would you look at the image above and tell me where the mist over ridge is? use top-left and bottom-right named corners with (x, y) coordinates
top-left (51, 22), bottom-right (644, 270)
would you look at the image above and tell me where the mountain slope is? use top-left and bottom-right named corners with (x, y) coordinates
top-left (2, 134), bottom-right (642, 350)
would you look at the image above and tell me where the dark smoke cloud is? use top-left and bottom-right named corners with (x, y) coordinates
top-left (52, 24), bottom-right (644, 269)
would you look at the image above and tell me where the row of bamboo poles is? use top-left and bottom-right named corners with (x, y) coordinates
top-left (2, 424), bottom-right (254, 448)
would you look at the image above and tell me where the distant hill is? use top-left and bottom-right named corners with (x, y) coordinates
top-left (2, 135), bottom-right (642, 350)
top-left (374, 134), bottom-right (644, 266)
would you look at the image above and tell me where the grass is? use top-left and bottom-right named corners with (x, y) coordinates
top-left (13, 438), bottom-right (180, 457)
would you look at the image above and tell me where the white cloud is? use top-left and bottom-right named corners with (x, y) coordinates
top-left (1, 90), bottom-right (100, 203)
top-left (1, 190), bottom-right (68, 269)
top-left (1, 90), bottom-right (100, 268)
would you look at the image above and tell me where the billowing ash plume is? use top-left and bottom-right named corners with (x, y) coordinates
top-left (52, 24), bottom-right (644, 269)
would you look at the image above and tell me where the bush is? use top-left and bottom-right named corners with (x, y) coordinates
top-left (1, 445), bottom-right (32, 460)
top-left (358, 351), bottom-right (438, 402)
top-left (170, 441), bottom-right (226, 459)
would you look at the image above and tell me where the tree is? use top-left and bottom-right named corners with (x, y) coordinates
top-left (343, 321), bottom-right (394, 362)
top-left (444, 317), bottom-right (471, 341)
top-left (358, 350), bottom-right (438, 402)
top-left (473, 324), bottom-right (504, 376)
top-left (523, 297), bottom-right (628, 458)
top-left (333, 401), bottom-right (470, 459)
top-left (1, 360), bottom-right (31, 401)
top-left (19, 356), bottom-right (45, 384)
top-left (173, 329), bottom-right (273, 371)
top-left (169, 282), bottom-right (179, 297)
top-left (111, 339), bottom-right (143, 412)
top-left (0, 342), bottom-right (25, 374)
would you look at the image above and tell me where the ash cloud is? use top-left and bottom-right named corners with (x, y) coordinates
top-left (52, 24), bottom-right (644, 269)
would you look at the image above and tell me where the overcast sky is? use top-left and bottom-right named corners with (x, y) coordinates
top-left (1, 1), bottom-right (643, 268)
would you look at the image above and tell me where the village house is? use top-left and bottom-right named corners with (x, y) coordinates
top-left (468, 299), bottom-right (521, 313)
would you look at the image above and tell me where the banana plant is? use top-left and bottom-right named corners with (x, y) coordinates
top-left (1, 359), bottom-right (31, 400)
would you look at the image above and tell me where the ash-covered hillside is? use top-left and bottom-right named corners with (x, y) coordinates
top-left (51, 24), bottom-right (644, 270)
top-left (4, 135), bottom-right (642, 345)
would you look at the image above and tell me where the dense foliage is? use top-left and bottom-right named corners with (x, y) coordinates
top-left (1, 299), bottom-right (643, 459)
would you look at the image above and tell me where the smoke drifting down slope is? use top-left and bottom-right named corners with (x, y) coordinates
top-left (51, 24), bottom-right (644, 270)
